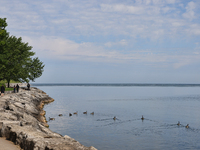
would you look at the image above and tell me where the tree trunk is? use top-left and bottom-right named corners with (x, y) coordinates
top-left (6, 79), bottom-right (10, 88)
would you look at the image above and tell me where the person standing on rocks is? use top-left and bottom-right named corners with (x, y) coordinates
top-left (1, 84), bottom-right (5, 96)
top-left (16, 84), bottom-right (19, 93)
top-left (13, 85), bottom-right (16, 93)
top-left (27, 83), bottom-right (30, 90)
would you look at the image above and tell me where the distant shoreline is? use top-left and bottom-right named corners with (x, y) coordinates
top-left (31, 83), bottom-right (200, 87)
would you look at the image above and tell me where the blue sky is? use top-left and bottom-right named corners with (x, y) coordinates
top-left (1, 0), bottom-right (200, 83)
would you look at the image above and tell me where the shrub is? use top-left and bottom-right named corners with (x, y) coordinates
top-left (1, 83), bottom-right (6, 88)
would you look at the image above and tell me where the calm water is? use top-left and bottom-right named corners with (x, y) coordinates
top-left (32, 84), bottom-right (200, 150)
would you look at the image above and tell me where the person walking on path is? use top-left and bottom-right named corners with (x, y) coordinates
top-left (1, 84), bottom-right (5, 96)
top-left (16, 84), bottom-right (19, 93)
top-left (13, 85), bottom-right (16, 93)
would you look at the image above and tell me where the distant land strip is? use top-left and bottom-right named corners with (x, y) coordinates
top-left (31, 83), bottom-right (200, 87)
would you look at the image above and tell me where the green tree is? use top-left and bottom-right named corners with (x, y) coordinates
top-left (0, 18), bottom-right (8, 40)
top-left (0, 18), bottom-right (44, 87)
top-left (0, 18), bottom-right (9, 80)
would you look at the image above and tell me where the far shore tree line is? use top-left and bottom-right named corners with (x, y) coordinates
top-left (0, 18), bottom-right (44, 87)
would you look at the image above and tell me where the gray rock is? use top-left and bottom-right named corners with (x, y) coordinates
top-left (0, 87), bottom-right (97, 150)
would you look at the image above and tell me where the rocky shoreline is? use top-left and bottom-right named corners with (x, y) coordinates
top-left (0, 87), bottom-right (97, 150)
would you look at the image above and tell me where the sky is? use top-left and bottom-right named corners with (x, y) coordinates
top-left (0, 0), bottom-right (200, 83)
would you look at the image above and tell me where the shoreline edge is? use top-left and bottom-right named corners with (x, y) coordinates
top-left (0, 87), bottom-right (97, 150)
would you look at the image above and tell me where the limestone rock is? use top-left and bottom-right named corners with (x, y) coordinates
top-left (0, 87), bottom-right (97, 150)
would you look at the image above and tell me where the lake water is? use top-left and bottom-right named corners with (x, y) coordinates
top-left (32, 84), bottom-right (200, 150)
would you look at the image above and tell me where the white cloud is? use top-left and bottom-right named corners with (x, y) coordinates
top-left (182, 1), bottom-right (196, 20)
top-left (24, 36), bottom-right (126, 62)
top-left (171, 21), bottom-right (183, 27)
top-left (101, 4), bottom-right (145, 15)
top-left (143, 0), bottom-right (152, 5)
top-left (194, 43), bottom-right (200, 54)
top-left (104, 39), bottom-right (128, 47)
top-left (1, 0), bottom-right (200, 70)
top-left (21, 36), bottom-right (200, 70)
top-left (185, 24), bottom-right (200, 35)
top-left (152, 0), bottom-right (163, 5)
top-left (166, 0), bottom-right (178, 4)
top-left (1, 0), bottom-right (199, 42)
top-left (173, 54), bottom-right (199, 69)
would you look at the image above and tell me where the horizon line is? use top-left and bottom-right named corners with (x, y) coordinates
top-left (30, 83), bottom-right (200, 87)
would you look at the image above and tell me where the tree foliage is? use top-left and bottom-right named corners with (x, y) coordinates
top-left (0, 18), bottom-right (8, 81)
top-left (0, 18), bottom-right (8, 39)
top-left (0, 18), bottom-right (44, 87)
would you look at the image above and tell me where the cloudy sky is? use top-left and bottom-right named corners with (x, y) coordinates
top-left (1, 0), bottom-right (200, 83)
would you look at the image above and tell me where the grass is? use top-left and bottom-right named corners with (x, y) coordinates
top-left (5, 88), bottom-right (14, 91)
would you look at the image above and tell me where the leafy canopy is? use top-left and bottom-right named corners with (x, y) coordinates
top-left (0, 18), bottom-right (44, 87)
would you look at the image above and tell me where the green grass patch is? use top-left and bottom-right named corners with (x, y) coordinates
top-left (5, 88), bottom-right (13, 91)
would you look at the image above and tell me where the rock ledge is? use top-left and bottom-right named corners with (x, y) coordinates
top-left (0, 87), bottom-right (97, 150)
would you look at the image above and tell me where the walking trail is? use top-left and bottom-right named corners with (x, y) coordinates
top-left (0, 137), bottom-right (21, 150)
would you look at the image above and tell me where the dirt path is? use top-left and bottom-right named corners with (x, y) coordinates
top-left (0, 137), bottom-right (21, 150)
